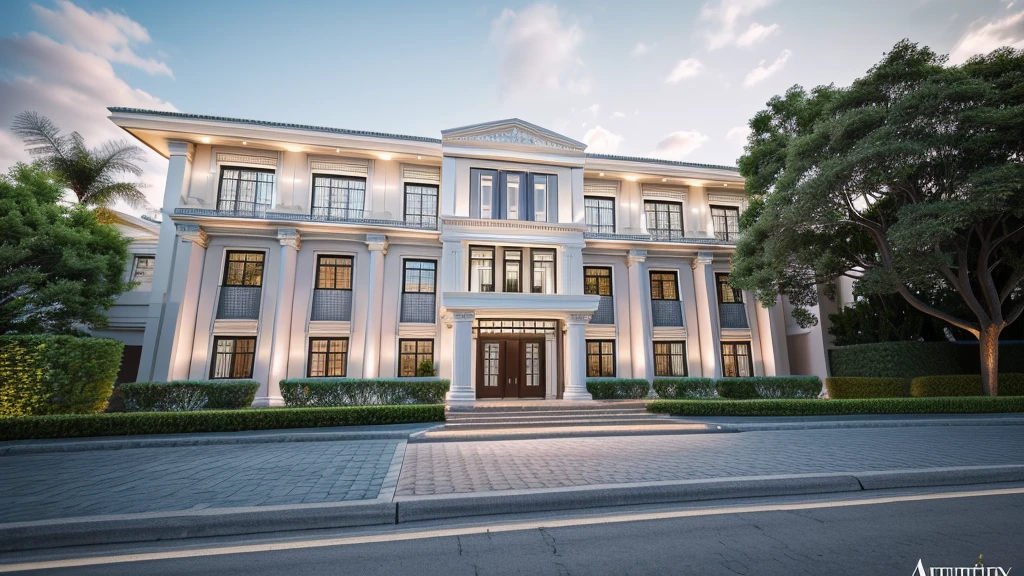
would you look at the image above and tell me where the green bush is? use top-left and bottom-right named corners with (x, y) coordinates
top-left (828, 341), bottom-right (1024, 378)
top-left (0, 405), bottom-right (445, 441)
top-left (825, 377), bottom-right (908, 399)
top-left (280, 378), bottom-right (449, 406)
top-left (646, 397), bottom-right (1024, 417)
top-left (652, 378), bottom-right (717, 399)
top-left (910, 375), bottom-right (984, 397)
top-left (715, 379), bottom-right (759, 399)
top-left (751, 376), bottom-right (822, 399)
top-left (586, 378), bottom-right (650, 399)
top-left (0, 335), bottom-right (124, 416)
top-left (1001, 374), bottom-right (1024, 396)
top-left (120, 380), bottom-right (260, 411)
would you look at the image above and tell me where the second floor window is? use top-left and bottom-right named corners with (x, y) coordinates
top-left (716, 273), bottom-right (743, 303)
top-left (645, 200), bottom-right (683, 240)
top-left (711, 206), bottom-right (740, 241)
top-left (131, 255), bottom-right (155, 288)
top-left (403, 260), bottom-right (436, 294)
top-left (504, 249), bottom-right (522, 293)
top-left (224, 251), bottom-right (264, 287)
top-left (218, 167), bottom-right (274, 215)
top-left (404, 184), bottom-right (438, 228)
top-left (316, 256), bottom-right (353, 290)
top-left (532, 175), bottom-right (549, 222)
top-left (584, 196), bottom-right (615, 234)
top-left (650, 271), bottom-right (678, 300)
top-left (470, 247), bottom-right (495, 292)
top-left (532, 249), bottom-right (556, 294)
top-left (471, 169), bottom-right (555, 222)
top-left (584, 267), bottom-right (612, 296)
top-left (312, 174), bottom-right (365, 220)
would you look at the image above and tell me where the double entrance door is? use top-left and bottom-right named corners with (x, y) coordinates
top-left (476, 335), bottom-right (546, 399)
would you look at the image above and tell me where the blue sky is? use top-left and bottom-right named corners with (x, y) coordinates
top-left (2, 0), bottom-right (1022, 209)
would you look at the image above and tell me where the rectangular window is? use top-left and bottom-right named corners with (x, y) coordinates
top-left (721, 342), bottom-right (752, 377)
top-left (586, 340), bottom-right (615, 377)
top-left (583, 267), bottom-right (612, 296)
top-left (307, 338), bottom-right (348, 377)
top-left (506, 173), bottom-right (520, 220)
top-left (531, 249), bottom-right (556, 294)
top-left (403, 260), bottom-right (436, 293)
top-left (316, 255), bottom-right (353, 290)
top-left (654, 341), bottom-right (687, 377)
top-left (210, 336), bottom-right (256, 379)
top-left (504, 249), bottom-right (522, 293)
top-left (223, 251), bottom-right (265, 287)
top-left (404, 183), bottom-right (438, 228)
top-left (480, 173), bottom-right (494, 218)
top-left (649, 271), bottom-right (678, 300)
top-left (716, 273), bottom-right (743, 303)
top-left (399, 339), bottom-right (434, 377)
top-left (217, 167), bottom-right (274, 215)
top-left (470, 247), bottom-right (495, 292)
top-left (533, 175), bottom-right (548, 222)
top-left (644, 200), bottom-right (684, 240)
top-left (131, 255), bottom-right (155, 288)
top-left (311, 174), bottom-right (366, 220)
top-left (711, 205), bottom-right (741, 242)
top-left (584, 196), bottom-right (615, 234)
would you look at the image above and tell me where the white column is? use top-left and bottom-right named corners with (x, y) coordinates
top-left (692, 252), bottom-right (722, 378)
top-left (257, 229), bottom-right (300, 407)
top-left (769, 294), bottom-right (792, 375)
top-left (563, 312), bottom-right (594, 401)
top-left (754, 297), bottom-right (777, 376)
top-left (446, 311), bottom-right (476, 408)
top-left (168, 224), bottom-right (208, 381)
top-left (744, 290), bottom-right (766, 376)
top-left (362, 234), bottom-right (388, 378)
top-left (561, 243), bottom-right (584, 295)
top-left (626, 249), bottom-right (649, 380)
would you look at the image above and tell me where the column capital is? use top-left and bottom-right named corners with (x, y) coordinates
top-left (694, 251), bottom-right (714, 267)
top-left (626, 249), bottom-right (648, 267)
top-left (451, 311), bottom-right (475, 322)
top-left (167, 140), bottom-right (194, 162)
top-left (365, 233), bottom-right (388, 254)
top-left (277, 228), bottom-right (301, 250)
top-left (566, 312), bottom-right (592, 325)
top-left (175, 223), bottom-right (209, 248)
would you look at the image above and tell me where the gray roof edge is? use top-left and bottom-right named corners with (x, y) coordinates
top-left (584, 153), bottom-right (740, 173)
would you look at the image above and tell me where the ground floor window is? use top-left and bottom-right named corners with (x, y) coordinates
top-left (210, 336), bottom-right (256, 379)
top-left (586, 340), bottom-right (615, 377)
top-left (307, 337), bottom-right (348, 377)
top-left (399, 339), bottom-right (434, 377)
top-left (721, 342), bottom-right (752, 377)
top-left (654, 341), bottom-right (687, 377)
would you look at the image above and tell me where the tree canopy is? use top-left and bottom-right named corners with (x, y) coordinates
top-left (731, 40), bottom-right (1024, 395)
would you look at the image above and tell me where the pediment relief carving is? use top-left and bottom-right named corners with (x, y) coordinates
top-left (442, 119), bottom-right (586, 152)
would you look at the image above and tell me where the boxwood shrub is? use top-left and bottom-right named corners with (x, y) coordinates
top-left (825, 377), bottom-right (908, 399)
top-left (0, 405), bottom-right (445, 441)
top-left (829, 341), bottom-right (1024, 378)
top-left (715, 377), bottom-right (822, 399)
top-left (653, 378), bottom-right (717, 399)
top-left (280, 378), bottom-right (449, 406)
top-left (0, 335), bottom-right (124, 416)
top-left (1002, 374), bottom-right (1024, 396)
top-left (586, 378), bottom-right (650, 399)
top-left (646, 396), bottom-right (1024, 417)
top-left (715, 378), bottom-right (759, 399)
top-left (120, 380), bottom-right (260, 411)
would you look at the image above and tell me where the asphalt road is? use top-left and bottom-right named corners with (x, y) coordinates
top-left (5, 486), bottom-right (1022, 575)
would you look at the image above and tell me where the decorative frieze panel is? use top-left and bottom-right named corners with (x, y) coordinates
top-left (449, 127), bottom-right (578, 150)
top-left (402, 165), bottom-right (441, 183)
top-left (216, 153), bottom-right (277, 167)
top-left (641, 185), bottom-right (688, 202)
top-left (583, 181), bottom-right (618, 197)
top-left (309, 158), bottom-right (369, 177)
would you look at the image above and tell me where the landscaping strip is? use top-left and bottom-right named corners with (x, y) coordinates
top-left (0, 405), bottom-right (445, 441)
top-left (646, 397), bottom-right (1024, 417)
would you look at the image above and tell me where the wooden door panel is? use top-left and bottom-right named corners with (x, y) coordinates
top-left (504, 340), bottom-right (520, 397)
top-left (519, 338), bottom-right (545, 398)
top-left (476, 339), bottom-right (505, 399)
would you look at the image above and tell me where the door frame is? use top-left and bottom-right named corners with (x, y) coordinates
top-left (475, 334), bottom-right (546, 399)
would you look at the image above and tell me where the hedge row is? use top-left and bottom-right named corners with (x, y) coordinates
top-left (0, 405), bottom-right (445, 441)
top-left (586, 379), bottom-right (650, 399)
top-left (120, 380), bottom-right (260, 411)
top-left (829, 341), bottom-right (1024, 378)
top-left (280, 378), bottom-right (449, 407)
top-left (646, 397), bottom-right (1024, 417)
top-left (825, 377), bottom-right (908, 399)
top-left (652, 378), bottom-right (717, 399)
top-left (0, 335), bottom-right (124, 416)
top-left (717, 376), bottom-right (822, 399)
top-left (825, 375), bottom-right (1024, 398)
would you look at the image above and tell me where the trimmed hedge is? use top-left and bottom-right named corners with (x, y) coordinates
top-left (653, 378), bottom-right (717, 399)
top-left (586, 378), bottom-right (650, 399)
top-left (646, 397), bottom-right (1024, 417)
top-left (1003, 374), bottom-right (1024, 396)
top-left (0, 335), bottom-right (124, 416)
top-left (0, 405), bottom-right (445, 441)
top-left (716, 376), bottom-right (822, 400)
top-left (280, 378), bottom-right (449, 406)
top-left (715, 378), bottom-right (759, 399)
top-left (909, 373), bottom-right (1024, 397)
top-left (825, 377), bottom-right (908, 399)
top-left (829, 341), bottom-right (1024, 378)
top-left (120, 380), bottom-right (260, 411)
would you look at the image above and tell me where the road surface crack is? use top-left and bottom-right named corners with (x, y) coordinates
top-left (539, 528), bottom-right (558, 555)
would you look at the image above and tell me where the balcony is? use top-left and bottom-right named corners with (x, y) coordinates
top-left (400, 293), bottom-right (436, 323)
top-left (719, 302), bottom-right (749, 329)
top-left (651, 299), bottom-right (683, 327)
top-left (590, 295), bottom-right (615, 324)
top-left (173, 208), bottom-right (438, 230)
top-left (310, 289), bottom-right (353, 322)
top-left (216, 286), bottom-right (262, 320)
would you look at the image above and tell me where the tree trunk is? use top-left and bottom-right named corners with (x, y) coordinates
top-left (979, 324), bottom-right (1000, 397)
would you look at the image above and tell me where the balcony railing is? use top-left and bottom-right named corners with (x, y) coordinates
top-left (310, 289), bottom-right (353, 322)
top-left (582, 231), bottom-right (735, 245)
top-left (216, 286), bottom-right (262, 320)
top-left (400, 293), bottom-right (436, 323)
top-left (173, 208), bottom-right (438, 230)
top-left (590, 295), bottom-right (615, 324)
top-left (719, 302), bottom-right (750, 329)
top-left (651, 299), bottom-right (683, 327)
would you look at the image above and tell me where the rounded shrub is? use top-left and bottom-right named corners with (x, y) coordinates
top-left (120, 380), bottom-right (260, 411)
top-left (716, 378), bottom-right (759, 399)
top-left (1000, 374), bottom-right (1024, 396)
top-left (910, 375), bottom-right (983, 397)
top-left (825, 377), bottom-right (908, 399)
top-left (653, 378), bottom-right (717, 399)
top-left (586, 378), bottom-right (650, 399)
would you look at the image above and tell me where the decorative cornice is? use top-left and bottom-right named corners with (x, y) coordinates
top-left (452, 311), bottom-right (476, 321)
top-left (441, 216), bottom-right (586, 234)
top-left (442, 118), bottom-right (586, 151)
top-left (627, 249), bottom-right (648, 267)
top-left (450, 127), bottom-right (576, 150)
top-left (167, 141), bottom-right (194, 162)
top-left (567, 312), bottom-right (593, 325)
top-left (175, 222), bottom-right (208, 247)
top-left (365, 233), bottom-right (388, 254)
top-left (277, 228), bottom-right (301, 250)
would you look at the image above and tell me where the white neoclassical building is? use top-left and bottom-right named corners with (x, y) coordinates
top-left (105, 108), bottom-right (833, 406)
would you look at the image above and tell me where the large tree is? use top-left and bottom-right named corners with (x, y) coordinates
top-left (731, 41), bottom-right (1024, 396)
top-left (0, 163), bottom-right (132, 334)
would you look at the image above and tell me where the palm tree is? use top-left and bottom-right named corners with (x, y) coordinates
top-left (12, 111), bottom-right (148, 209)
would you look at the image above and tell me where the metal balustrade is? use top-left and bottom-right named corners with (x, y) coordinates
top-left (719, 302), bottom-right (750, 329)
top-left (216, 286), bottom-right (262, 320)
top-left (590, 295), bottom-right (615, 324)
top-left (651, 299), bottom-right (684, 327)
top-left (173, 208), bottom-right (437, 230)
top-left (310, 289), bottom-right (353, 322)
top-left (400, 293), bottom-right (436, 323)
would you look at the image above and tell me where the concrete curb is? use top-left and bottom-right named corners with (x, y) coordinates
top-left (408, 424), bottom-right (730, 443)
top-left (713, 417), bottom-right (1024, 433)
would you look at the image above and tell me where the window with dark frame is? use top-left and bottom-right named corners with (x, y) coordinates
top-left (586, 340), bottom-right (616, 377)
top-left (721, 342), bottom-right (752, 377)
top-left (644, 200), bottom-right (684, 240)
top-left (132, 255), bottom-right (155, 286)
top-left (583, 267), bottom-right (612, 296)
top-left (210, 336), bottom-right (256, 379)
top-left (531, 249), bottom-right (556, 294)
top-left (504, 250), bottom-right (522, 293)
top-left (471, 169), bottom-right (555, 222)
top-left (223, 252), bottom-right (265, 287)
top-left (710, 205), bottom-right (741, 242)
top-left (470, 247), bottom-right (495, 292)
top-left (532, 174), bottom-right (549, 222)
top-left (316, 255), bottom-right (353, 290)
top-left (649, 271), bottom-right (679, 300)
top-left (399, 339), bottom-right (434, 377)
top-left (311, 174), bottom-right (366, 220)
top-left (716, 273), bottom-right (743, 303)
top-left (307, 338), bottom-right (348, 377)
top-left (217, 167), bottom-right (274, 215)
top-left (402, 260), bottom-right (436, 293)
top-left (654, 341), bottom-right (687, 377)
top-left (404, 183), bottom-right (438, 228)
top-left (584, 196), bottom-right (615, 234)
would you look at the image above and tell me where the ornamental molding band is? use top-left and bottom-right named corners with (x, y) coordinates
top-left (277, 228), bottom-right (301, 250)
top-left (216, 153), bottom-right (277, 167)
top-left (452, 311), bottom-right (476, 321)
top-left (442, 119), bottom-right (587, 152)
top-left (567, 312), bottom-right (593, 324)
top-left (642, 185), bottom-right (688, 202)
top-left (627, 249), bottom-right (648, 266)
top-left (708, 193), bottom-right (746, 207)
top-left (449, 127), bottom-right (578, 150)
top-left (583, 180), bottom-right (619, 196)
top-left (402, 165), bottom-right (441, 183)
top-left (175, 223), bottom-right (209, 247)
top-left (695, 251), bottom-right (715, 265)
top-left (310, 158), bottom-right (370, 176)
top-left (365, 233), bottom-right (388, 253)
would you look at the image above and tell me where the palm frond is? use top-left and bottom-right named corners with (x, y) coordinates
top-left (83, 181), bottom-right (149, 209)
top-left (11, 111), bottom-right (71, 159)
top-left (93, 140), bottom-right (145, 178)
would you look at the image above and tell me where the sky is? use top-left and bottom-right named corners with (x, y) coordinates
top-left (1, 0), bottom-right (1023, 212)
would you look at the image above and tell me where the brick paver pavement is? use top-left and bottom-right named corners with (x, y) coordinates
top-left (0, 440), bottom-right (401, 523)
top-left (395, 426), bottom-right (1024, 496)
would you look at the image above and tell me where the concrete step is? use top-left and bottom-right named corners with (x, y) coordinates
top-left (442, 417), bottom-right (675, 430)
top-left (445, 409), bottom-right (650, 421)
top-left (458, 401), bottom-right (649, 413)
top-left (409, 422), bottom-right (724, 443)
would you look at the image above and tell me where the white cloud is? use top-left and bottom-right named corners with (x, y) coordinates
top-left (726, 125), bottom-right (751, 142)
top-left (490, 4), bottom-right (586, 98)
top-left (744, 48), bottom-right (791, 87)
top-left (32, 0), bottom-right (173, 77)
top-left (735, 22), bottom-right (779, 47)
top-left (665, 58), bottom-right (704, 83)
top-left (630, 41), bottom-right (650, 56)
top-left (650, 130), bottom-right (708, 160)
top-left (700, 0), bottom-right (778, 50)
top-left (582, 125), bottom-right (623, 153)
top-left (610, 111), bottom-right (626, 119)
top-left (585, 103), bottom-right (600, 118)
top-left (948, 10), bottom-right (1024, 64)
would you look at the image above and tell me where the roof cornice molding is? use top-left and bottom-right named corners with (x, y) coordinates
top-left (442, 118), bottom-right (586, 153)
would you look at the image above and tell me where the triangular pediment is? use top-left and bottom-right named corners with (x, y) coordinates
top-left (441, 119), bottom-right (586, 152)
